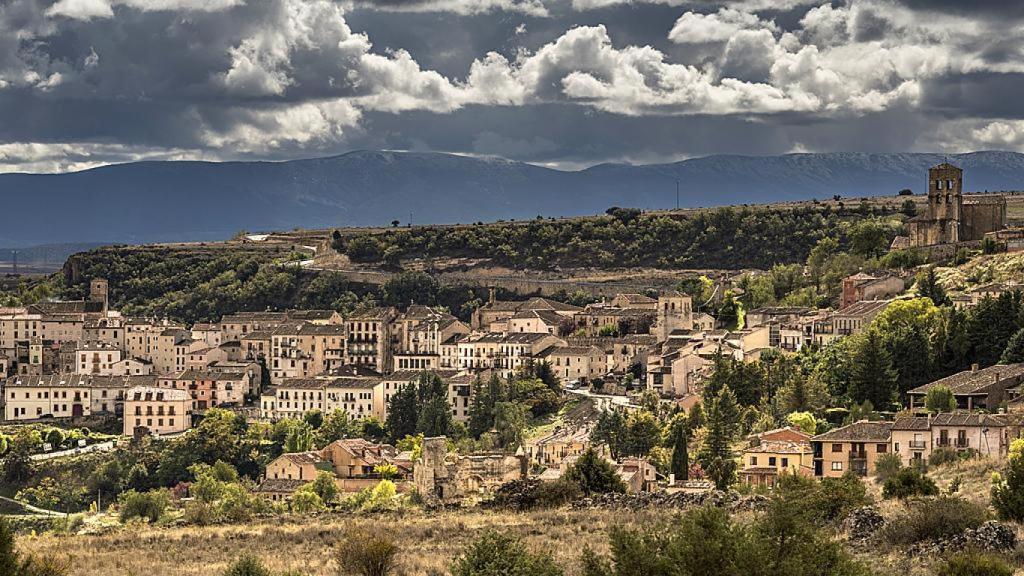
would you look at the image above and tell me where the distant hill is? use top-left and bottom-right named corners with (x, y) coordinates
top-left (2, 150), bottom-right (1023, 246)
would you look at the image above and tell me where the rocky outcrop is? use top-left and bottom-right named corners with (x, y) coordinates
top-left (570, 490), bottom-right (768, 511)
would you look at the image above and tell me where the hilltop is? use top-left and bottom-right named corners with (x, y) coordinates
top-left (2, 150), bottom-right (1024, 246)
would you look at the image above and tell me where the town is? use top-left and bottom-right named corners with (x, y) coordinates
top-left (5, 163), bottom-right (1024, 575)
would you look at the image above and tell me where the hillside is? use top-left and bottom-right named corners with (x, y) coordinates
top-left (2, 150), bottom-right (1023, 246)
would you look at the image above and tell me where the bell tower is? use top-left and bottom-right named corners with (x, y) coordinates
top-left (927, 163), bottom-right (963, 243)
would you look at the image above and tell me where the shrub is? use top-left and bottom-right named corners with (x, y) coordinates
top-left (223, 555), bottom-right (271, 576)
top-left (883, 467), bottom-right (938, 499)
top-left (336, 529), bottom-right (399, 576)
top-left (925, 385), bottom-right (957, 413)
top-left (290, 490), bottom-right (325, 514)
top-left (118, 489), bottom-right (170, 523)
top-left (880, 497), bottom-right (988, 546)
top-left (814, 473), bottom-right (871, 522)
top-left (874, 453), bottom-right (902, 484)
top-left (992, 453), bottom-right (1024, 521)
top-left (563, 448), bottom-right (625, 496)
top-left (362, 480), bottom-right (398, 512)
top-left (2, 517), bottom-right (70, 576)
top-left (937, 551), bottom-right (1014, 576)
top-left (451, 531), bottom-right (563, 576)
top-left (929, 447), bottom-right (963, 468)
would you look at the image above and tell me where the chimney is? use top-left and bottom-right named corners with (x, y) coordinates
top-left (971, 363), bottom-right (979, 373)
top-left (995, 371), bottom-right (1001, 383)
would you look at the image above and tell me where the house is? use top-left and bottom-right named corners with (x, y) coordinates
top-left (123, 385), bottom-right (191, 436)
top-left (538, 345), bottom-right (606, 382)
top-left (810, 420), bottom-right (893, 478)
top-left (320, 438), bottom-right (410, 480)
top-left (74, 343), bottom-right (124, 375)
top-left (812, 300), bottom-right (891, 347)
top-left (262, 439), bottom-right (409, 495)
top-left (739, 427), bottom-right (814, 487)
top-left (471, 297), bottom-right (581, 332)
top-left (908, 363), bottom-right (1024, 411)
top-left (345, 307), bottom-right (398, 374)
top-left (891, 413), bottom-right (1010, 467)
top-left (268, 323), bottom-right (347, 383)
top-left (841, 273), bottom-right (904, 309)
top-left (617, 457), bottom-right (658, 492)
top-left (259, 376), bottom-right (386, 421)
top-left (265, 451), bottom-right (332, 482)
top-left (3, 374), bottom-right (95, 420)
top-left (526, 426), bottom-right (592, 467)
top-left (254, 478), bottom-right (307, 502)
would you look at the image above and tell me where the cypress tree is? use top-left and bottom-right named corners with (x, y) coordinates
top-left (670, 415), bottom-right (690, 481)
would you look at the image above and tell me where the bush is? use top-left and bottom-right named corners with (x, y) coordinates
top-left (336, 529), bottom-right (399, 576)
top-left (814, 473), bottom-right (871, 523)
top-left (874, 453), bottom-right (902, 484)
top-left (929, 447), bottom-right (964, 468)
top-left (118, 489), bottom-right (170, 523)
top-left (992, 453), bottom-right (1024, 521)
top-left (223, 555), bottom-right (271, 576)
top-left (937, 551), bottom-right (1014, 576)
top-left (451, 531), bottom-right (563, 576)
top-left (883, 467), bottom-right (938, 499)
top-left (563, 448), bottom-right (625, 496)
top-left (290, 490), bottom-right (325, 514)
top-left (2, 517), bottom-right (70, 576)
top-left (880, 497), bottom-right (988, 546)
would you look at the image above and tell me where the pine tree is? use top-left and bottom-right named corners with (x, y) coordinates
top-left (670, 415), bottom-right (690, 481)
top-left (716, 385), bottom-right (741, 441)
top-left (416, 372), bottom-right (453, 437)
top-left (698, 391), bottom-right (737, 490)
top-left (887, 325), bottom-right (933, 398)
top-left (1002, 328), bottom-right (1024, 364)
top-left (917, 266), bottom-right (949, 306)
top-left (935, 307), bottom-right (970, 375)
top-left (467, 377), bottom-right (491, 439)
top-left (847, 329), bottom-right (898, 409)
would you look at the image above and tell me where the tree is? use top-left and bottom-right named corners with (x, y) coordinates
top-left (670, 415), bottom-right (690, 481)
top-left (385, 382), bottom-right (419, 442)
top-left (786, 412), bottom-right (817, 435)
top-left (308, 470), bottom-right (340, 505)
top-left (992, 451), bottom-right (1024, 521)
top-left (564, 448), bottom-right (626, 495)
top-left (847, 329), bottom-right (897, 409)
top-left (591, 410), bottom-right (627, 459)
top-left (416, 372), bottom-right (453, 437)
top-left (916, 266), bottom-right (949, 306)
top-left (900, 198), bottom-right (917, 216)
top-left (1001, 328), bottom-right (1024, 364)
top-left (283, 421), bottom-right (314, 453)
top-left (493, 402), bottom-right (527, 450)
top-left (382, 271), bottom-right (440, 308)
top-left (345, 237), bottom-right (384, 262)
top-left (849, 220), bottom-right (888, 258)
top-left (467, 377), bottom-right (492, 439)
top-left (699, 388), bottom-right (739, 490)
top-left (316, 409), bottom-right (358, 448)
top-left (621, 411), bottom-right (663, 457)
top-left (717, 293), bottom-right (740, 329)
top-left (925, 385), bottom-right (957, 413)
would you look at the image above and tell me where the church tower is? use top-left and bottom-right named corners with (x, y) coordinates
top-left (927, 163), bottom-right (963, 243)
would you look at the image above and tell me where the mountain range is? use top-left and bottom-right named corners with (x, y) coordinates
top-left (2, 150), bottom-right (1024, 247)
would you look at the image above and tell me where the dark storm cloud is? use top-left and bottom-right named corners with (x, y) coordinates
top-left (1, 0), bottom-right (1023, 172)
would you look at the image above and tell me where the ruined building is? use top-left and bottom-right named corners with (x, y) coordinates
top-left (414, 436), bottom-right (526, 507)
top-left (908, 163), bottom-right (1006, 247)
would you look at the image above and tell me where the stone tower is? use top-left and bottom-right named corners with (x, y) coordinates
top-left (927, 163), bottom-right (963, 243)
top-left (89, 278), bottom-right (109, 313)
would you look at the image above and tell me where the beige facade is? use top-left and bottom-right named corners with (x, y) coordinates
top-left (811, 421), bottom-right (893, 478)
top-left (345, 307), bottom-right (397, 374)
top-left (891, 413), bottom-right (1011, 466)
top-left (259, 376), bottom-right (386, 421)
top-left (123, 385), bottom-right (191, 436)
top-left (540, 345), bottom-right (606, 382)
top-left (75, 344), bottom-right (123, 375)
top-left (269, 323), bottom-right (347, 383)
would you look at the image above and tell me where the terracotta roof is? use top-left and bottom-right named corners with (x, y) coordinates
top-left (909, 363), bottom-right (1024, 396)
top-left (893, 413), bottom-right (1007, 430)
top-left (811, 420), bottom-right (893, 442)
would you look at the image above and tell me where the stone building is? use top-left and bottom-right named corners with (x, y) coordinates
top-left (908, 163), bottom-right (1006, 247)
top-left (414, 436), bottom-right (526, 507)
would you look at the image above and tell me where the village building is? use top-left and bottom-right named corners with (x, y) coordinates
top-left (471, 297), bottom-right (581, 332)
top-left (840, 273), bottom-right (904, 309)
top-left (891, 413), bottom-right (1010, 467)
top-left (908, 363), bottom-right (1024, 411)
top-left (414, 436), bottom-right (527, 507)
top-left (537, 345), bottom-right (606, 383)
top-left (74, 342), bottom-right (123, 375)
top-left (739, 427), bottom-right (814, 487)
top-left (812, 300), bottom-right (891, 347)
top-left (811, 420), bottom-right (893, 478)
top-left (268, 323), bottom-right (347, 383)
top-left (526, 426), bottom-right (592, 468)
top-left (259, 376), bottom-right (386, 421)
top-left (345, 307), bottom-right (398, 374)
top-left (123, 385), bottom-right (191, 437)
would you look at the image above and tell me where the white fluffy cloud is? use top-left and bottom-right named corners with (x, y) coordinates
top-left (668, 8), bottom-right (776, 44)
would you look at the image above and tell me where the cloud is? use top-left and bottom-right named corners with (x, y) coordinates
top-left (3, 0), bottom-right (1024, 174)
top-left (668, 8), bottom-right (776, 44)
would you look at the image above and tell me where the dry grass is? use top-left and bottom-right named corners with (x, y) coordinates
top-left (17, 508), bottom-right (670, 576)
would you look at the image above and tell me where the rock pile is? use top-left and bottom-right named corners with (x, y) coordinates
top-left (844, 506), bottom-right (885, 541)
top-left (909, 521), bottom-right (1017, 556)
top-left (570, 490), bottom-right (768, 511)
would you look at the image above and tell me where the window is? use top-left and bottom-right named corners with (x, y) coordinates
top-left (768, 456), bottom-right (777, 467)
top-left (877, 443), bottom-right (887, 453)
top-left (831, 443), bottom-right (842, 453)
top-left (750, 456), bottom-right (758, 466)
top-left (781, 458), bottom-right (789, 468)
top-left (831, 462), bottom-right (843, 471)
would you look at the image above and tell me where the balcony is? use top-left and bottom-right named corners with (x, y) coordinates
top-left (909, 440), bottom-right (927, 449)
top-left (848, 451), bottom-right (868, 461)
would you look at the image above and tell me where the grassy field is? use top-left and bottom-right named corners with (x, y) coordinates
top-left (18, 508), bottom-right (662, 576)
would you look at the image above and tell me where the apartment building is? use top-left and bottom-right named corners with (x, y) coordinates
top-left (123, 385), bottom-right (191, 436)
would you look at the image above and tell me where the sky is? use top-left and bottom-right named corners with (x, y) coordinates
top-left (1, 0), bottom-right (1024, 173)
